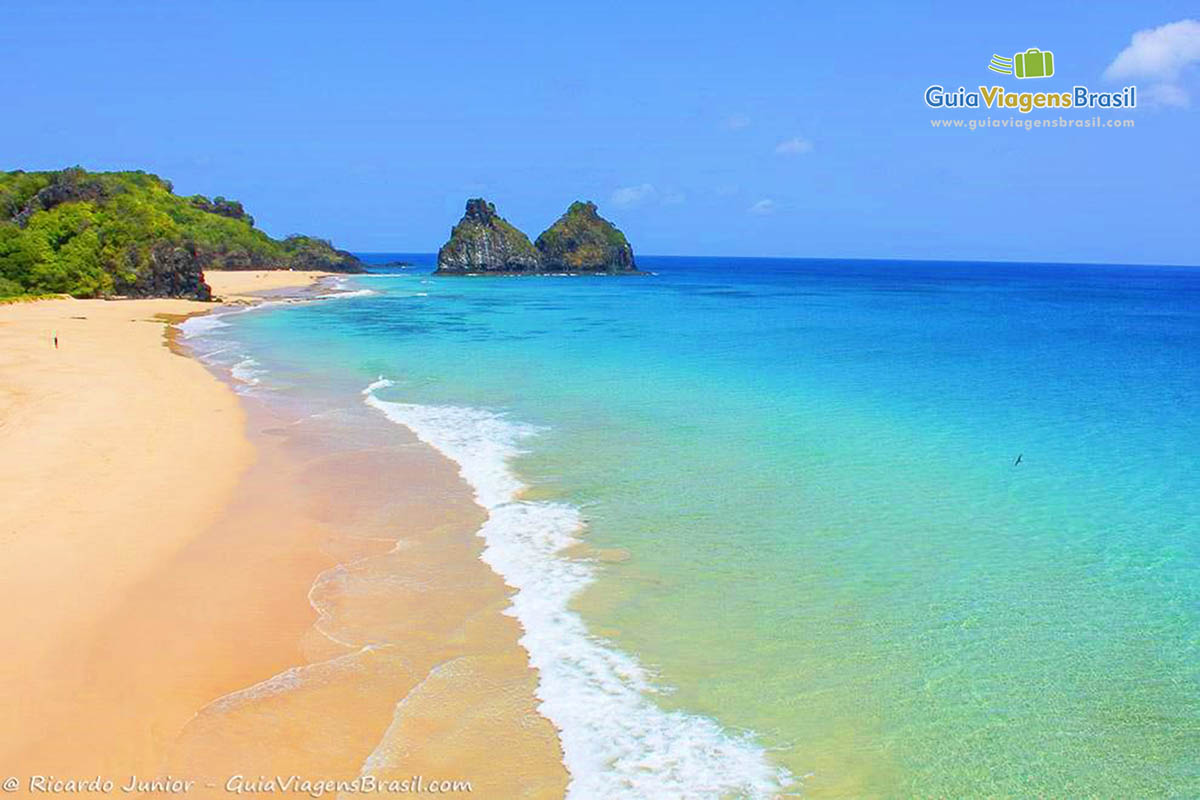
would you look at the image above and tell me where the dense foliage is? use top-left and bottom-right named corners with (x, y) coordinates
top-left (0, 167), bottom-right (363, 299)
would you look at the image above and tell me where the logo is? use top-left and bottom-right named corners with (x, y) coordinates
top-left (989, 48), bottom-right (1055, 78)
top-left (924, 45), bottom-right (1136, 114)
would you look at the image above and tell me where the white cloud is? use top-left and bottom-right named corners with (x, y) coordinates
top-left (724, 114), bottom-right (751, 130)
top-left (1104, 19), bottom-right (1200, 107)
top-left (1144, 82), bottom-right (1191, 108)
top-left (748, 199), bottom-right (775, 215)
top-left (774, 136), bottom-right (814, 155)
top-left (611, 183), bottom-right (656, 207)
top-left (611, 183), bottom-right (686, 208)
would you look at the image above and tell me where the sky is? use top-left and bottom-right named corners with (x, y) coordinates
top-left (4, 1), bottom-right (1198, 264)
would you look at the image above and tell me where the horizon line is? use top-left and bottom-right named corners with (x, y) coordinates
top-left (349, 251), bottom-right (1200, 270)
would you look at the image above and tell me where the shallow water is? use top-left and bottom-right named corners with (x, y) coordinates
top-left (190, 256), bottom-right (1200, 798)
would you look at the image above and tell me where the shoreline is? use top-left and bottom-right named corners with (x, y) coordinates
top-left (204, 269), bottom-right (338, 302)
top-left (0, 269), bottom-right (567, 796)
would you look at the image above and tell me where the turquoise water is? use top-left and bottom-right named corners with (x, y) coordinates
top-left (193, 257), bottom-right (1199, 798)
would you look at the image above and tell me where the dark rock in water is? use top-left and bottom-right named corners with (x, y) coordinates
top-left (535, 201), bottom-right (637, 273)
top-left (434, 198), bottom-right (641, 276)
top-left (435, 199), bottom-right (541, 274)
top-left (115, 240), bottom-right (212, 300)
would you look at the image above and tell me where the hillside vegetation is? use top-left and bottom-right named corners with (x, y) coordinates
top-left (0, 167), bottom-right (363, 299)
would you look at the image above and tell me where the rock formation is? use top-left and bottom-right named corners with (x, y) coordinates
top-left (434, 199), bottom-right (541, 274)
top-left (535, 201), bottom-right (637, 273)
top-left (115, 240), bottom-right (212, 300)
top-left (434, 198), bottom-right (639, 275)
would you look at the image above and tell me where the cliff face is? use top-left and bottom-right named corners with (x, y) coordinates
top-left (535, 201), bottom-right (637, 273)
top-left (116, 240), bottom-right (212, 300)
top-left (0, 167), bottom-right (364, 300)
top-left (435, 199), bottom-right (541, 274)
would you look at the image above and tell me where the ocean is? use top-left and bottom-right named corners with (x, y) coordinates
top-left (183, 255), bottom-right (1199, 798)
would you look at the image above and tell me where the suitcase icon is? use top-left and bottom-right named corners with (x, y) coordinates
top-left (1014, 48), bottom-right (1054, 79)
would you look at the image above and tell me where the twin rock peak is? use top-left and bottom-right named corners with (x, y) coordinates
top-left (435, 198), bottom-right (639, 274)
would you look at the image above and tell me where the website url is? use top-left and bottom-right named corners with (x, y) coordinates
top-left (930, 116), bottom-right (1135, 131)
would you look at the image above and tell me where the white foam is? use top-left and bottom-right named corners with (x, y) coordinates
top-left (178, 300), bottom-right (285, 340)
top-left (230, 356), bottom-right (264, 385)
top-left (362, 376), bottom-right (395, 395)
top-left (317, 288), bottom-right (378, 300)
top-left (178, 313), bottom-right (230, 338)
top-left (363, 381), bottom-right (793, 799)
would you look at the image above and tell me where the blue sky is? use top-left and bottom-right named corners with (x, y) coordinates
top-left (4, 1), bottom-right (1198, 264)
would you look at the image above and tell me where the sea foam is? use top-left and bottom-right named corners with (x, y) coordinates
top-left (317, 287), bottom-right (379, 300)
top-left (230, 356), bottom-right (265, 386)
top-left (362, 379), bottom-right (792, 799)
top-left (178, 312), bottom-right (231, 338)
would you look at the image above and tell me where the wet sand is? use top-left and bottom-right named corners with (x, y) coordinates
top-left (165, 396), bottom-right (567, 798)
top-left (0, 278), bottom-right (567, 797)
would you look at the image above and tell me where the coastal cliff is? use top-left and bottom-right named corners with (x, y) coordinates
top-left (535, 201), bottom-right (637, 273)
top-left (434, 199), bottom-right (541, 274)
top-left (435, 198), bottom-right (639, 275)
top-left (0, 167), bottom-right (364, 300)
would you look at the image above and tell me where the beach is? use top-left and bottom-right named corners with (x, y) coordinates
top-left (222, 256), bottom-right (1193, 799)
top-left (0, 270), bottom-right (565, 797)
top-left (3, 259), bottom-right (1196, 799)
top-left (204, 270), bottom-right (334, 303)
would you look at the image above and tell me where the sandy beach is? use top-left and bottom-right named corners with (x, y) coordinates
top-left (204, 270), bottom-right (334, 303)
top-left (0, 271), bottom-right (566, 797)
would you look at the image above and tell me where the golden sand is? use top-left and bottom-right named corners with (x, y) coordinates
top-left (204, 269), bottom-right (334, 302)
top-left (0, 295), bottom-right (252, 772)
top-left (0, 274), bottom-right (567, 798)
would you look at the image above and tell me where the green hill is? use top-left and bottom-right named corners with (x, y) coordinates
top-left (0, 167), bottom-right (363, 300)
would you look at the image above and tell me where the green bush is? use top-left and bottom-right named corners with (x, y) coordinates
top-left (0, 167), bottom-right (362, 298)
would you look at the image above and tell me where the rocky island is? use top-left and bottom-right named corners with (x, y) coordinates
top-left (0, 167), bottom-right (364, 300)
top-left (434, 198), bottom-right (540, 274)
top-left (535, 201), bottom-right (637, 273)
top-left (434, 198), bottom-right (639, 275)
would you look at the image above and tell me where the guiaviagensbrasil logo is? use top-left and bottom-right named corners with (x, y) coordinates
top-left (925, 46), bottom-right (1136, 114)
top-left (989, 48), bottom-right (1054, 79)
